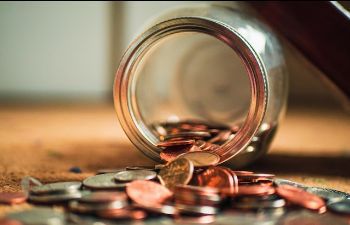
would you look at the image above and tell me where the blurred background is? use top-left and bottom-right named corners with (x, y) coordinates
top-left (0, 1), bottom-right (347, 107)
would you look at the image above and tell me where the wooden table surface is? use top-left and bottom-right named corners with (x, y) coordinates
top-left (0, 103), bottom-right (349, 215)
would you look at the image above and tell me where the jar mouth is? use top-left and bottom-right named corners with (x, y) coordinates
top-left (114, 17), bottom-right (268, 164)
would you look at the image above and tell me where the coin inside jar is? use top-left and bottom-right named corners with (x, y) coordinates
top-left (177, 152), bottom-right (220, 167)
top-left (114, 170), bottom-right (157, 182)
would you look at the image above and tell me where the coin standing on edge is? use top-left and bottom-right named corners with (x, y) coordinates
top-left (158, 158), bottom-right (194, 190)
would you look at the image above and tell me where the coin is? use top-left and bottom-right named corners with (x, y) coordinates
top-left (30, 181), bottom-right (81, 195)
top-left (83, 173), bottom-right (127, 190)
top-left (20, 177), bottom-right (42, 195)
top-left (195, 167), bottom-right (235, 194)
top-left (69, 200), bottom-right (127, 213)
top-left (6, 207), bottom-right (65, 225)
top-left (164, 131), bottom-right (211, 140)
top-left (125, 166), bottom-right (155, 171)
top-left (160, 145), bottom-right (194, 162)
top-left (0, 192), bottom-right (27, 205)
top-left (158, 158), bottom-right (194, 190)
top-left (174, 185), bottom-right (221, 206)
top-left (276, 185), bottom-right (326, 211)
top-left (0, 219), bottom-right (22, 225)
top-left (79, 191), bottom-right (128, 204)
top-left (126, 180), bottom-right (173, 207)
top-left (327, 199), bottom-right (350, 215)
top-left (114, 170), bottom-right (157, 182)
top-left (96, 168), bottom-right (125, 174)
top-left (133, 203), bottom-right (178, 215)
top-left (175, 204), bottom-right (218, 215)
top-left (233, 195), bottom-right (286, 209)
top-left (97, 208), bottom-right (147, 220)
top-left (174, 215), bottom-right (215, 224)
top-left (29, 191), bottom-right (83, 203)
top-left (236, 185), bottom-right (276, 196)
top-left (177, 152), bottom-right (220, 167)
top-left (306, 187), bottom-right (349, 203)
top-left (157, 139), bottom-right (195, 147)
top-left (273, 178), bottom-right (307, 189)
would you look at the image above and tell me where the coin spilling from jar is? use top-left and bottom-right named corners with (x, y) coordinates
top-left (2, 120), bottom-right (350, 224)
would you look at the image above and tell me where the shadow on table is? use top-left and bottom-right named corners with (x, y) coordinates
top-left (247, 153), bottom-right (350, 177)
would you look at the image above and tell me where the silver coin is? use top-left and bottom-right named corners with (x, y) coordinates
top-left (175, 203), bottom-right (218, 215)
top-left (29, 191), bottom-right (84, 203)
top-left (30, 181), bottom-right (81, 195)
top-left (6, 207), bottom-right (65, 225)
top-left (114, 170), bottom-right (157, 182)
top-left (21, 176), bottom-right (42, 196)
top-left (273, 178), bottom-right (307, 189)
top-left (83, 173), bottom-right (127, 190)
top-left (233, 195), bottom-right (286, 209)
top-left (327, 199), bottom-right (350, 214)
top-left (306, 186), bottom-right (350, 202)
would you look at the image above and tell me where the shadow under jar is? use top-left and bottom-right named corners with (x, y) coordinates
top-left (114, 4), bottom-right (288, 168)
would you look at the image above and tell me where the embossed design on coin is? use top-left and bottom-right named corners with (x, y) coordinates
top-left (158, 158), bottom-right (194, 190)
top-left (114, 170), bottom-right (157, 182)
top-left (178, 152), bottom-right (220, 167)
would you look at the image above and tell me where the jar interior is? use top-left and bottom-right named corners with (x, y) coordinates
top-left (131, 31), bottom-right (252, 146)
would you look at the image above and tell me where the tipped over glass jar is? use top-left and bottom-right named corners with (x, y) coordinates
top-left (114, 3), bottom-right (288, 168)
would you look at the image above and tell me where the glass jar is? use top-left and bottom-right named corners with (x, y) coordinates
top-left (114, 3), bottom-right (288, 168)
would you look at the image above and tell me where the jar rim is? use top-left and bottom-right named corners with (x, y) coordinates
top-left (114, 17), bottom-right (268, 164)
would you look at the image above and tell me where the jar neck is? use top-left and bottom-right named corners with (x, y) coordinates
top-left (114, 17), bottom-right (268, 164)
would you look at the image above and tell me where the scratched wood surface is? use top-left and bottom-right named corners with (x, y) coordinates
top-left (0, 103), bottom-right (349, 215)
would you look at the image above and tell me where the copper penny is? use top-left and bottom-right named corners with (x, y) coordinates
top-left (157, 139), bottom-right (195, 148)
top-left (164, 131), bottom-right (211, 140)
top-left (160, 145), bottom-right (194, 162)
top-left (126, 180), bottom-right (173, 207)
top-left (0, 192), bottom-right (27, 205)
top-left (236, 185), bottom-right (275, 196)
top-left (158, 158), bottom-right (194, 190)
top-left (237, 173), bottom-right (275, 182)
top-left (195, 167), bottom-right (235, 194)
top-left (0, 219), bottom-right (22, 225)
top-left (79, 191), bottom-right (127, 204)
top-left (276, 185), bottom-right (326, 211)
top-left (178, 152), bottom-right (220, 167)
top-left (98, 208), bottom-right (147, 220)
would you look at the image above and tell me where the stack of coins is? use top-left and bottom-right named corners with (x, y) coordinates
top-left (69, 192), bottom-right (128, 215)
top-left (2, 120), bottom-right (350, 224)
top-left (28, 181), bottom-right (83, 204)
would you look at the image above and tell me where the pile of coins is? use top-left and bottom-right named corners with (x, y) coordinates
top-left (2, 159), bottom-right (350, 224)
top-left (1, 120), bottom-right (349, 224)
